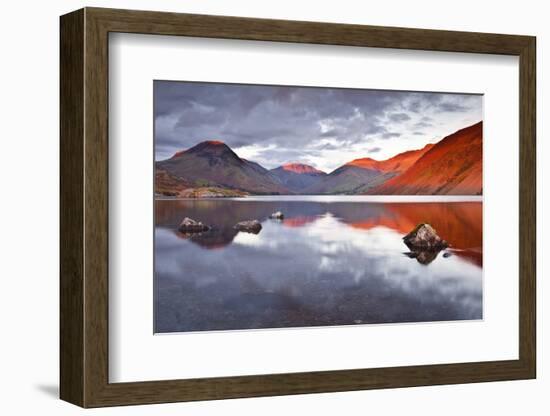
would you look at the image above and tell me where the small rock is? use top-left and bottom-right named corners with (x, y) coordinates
top-left (403, 223), bottom-right (448, 250)
top-left (234, 220), bottom-right (262, 234)
top-left (269, 211), bottom-right (284, 220)
top-left (178, 217), bottom-right (209, 233)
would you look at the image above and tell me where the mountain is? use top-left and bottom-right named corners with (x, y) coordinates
top-left (156, 140), bottom-right (290, 195)
top-left (304, 165), bottom-right (386, 194)
top-left (372, 122), bottom-right (482, 195)
top-left (155, 167), bottom-right (249, 198)
top-left (270, 163), bottom-right (327, 192)
top-left (348, 143), bottom-right (435, 173)
top-left (155, 123), bottom-right (482, 197)
top-left (305, 143), bottom-right (434, 195)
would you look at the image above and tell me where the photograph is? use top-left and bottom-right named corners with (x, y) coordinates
top-left (153, 80), bottom-right (483, 333)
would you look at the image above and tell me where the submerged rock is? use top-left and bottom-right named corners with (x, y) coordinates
top-left (403, 249), bottom-right (440, 265)
top-left (178, 217), bottom-right (209, 233)
top-left (403, 223), bottom-right (448, 250)
top-left (234, 220), bottom-right (262, 234)
top-left (269, 211), bottom-right (284, 220)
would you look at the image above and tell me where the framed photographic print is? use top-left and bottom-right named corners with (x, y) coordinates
top-left (60, 7), bottom-right (536, 407)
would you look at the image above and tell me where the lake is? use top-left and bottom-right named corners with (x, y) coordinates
top-left (154, 196), bottom-right (483, 333)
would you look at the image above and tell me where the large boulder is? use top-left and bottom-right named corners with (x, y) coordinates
top-left (234, 220), bottom-right (262, 234)
top-left (178, 217), bottom-right (209, 233)
top-left (403, 223), bottom-right (448, 250)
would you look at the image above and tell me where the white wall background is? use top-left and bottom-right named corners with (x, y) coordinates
top-left (0, 0), bottom-right (545, 414)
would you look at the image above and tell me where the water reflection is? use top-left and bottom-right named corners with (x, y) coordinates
top-left (155, 197), bottom-right (482, 333)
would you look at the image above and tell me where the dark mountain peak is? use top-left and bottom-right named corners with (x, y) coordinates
top-left (275, 163), bottom-right (326, 175)
top-left (158, 139), bottom-right (290, 194)
top-left (187, 140), bottom-right (231, 153)
top-left (171, 140), bottom-right (238, 160)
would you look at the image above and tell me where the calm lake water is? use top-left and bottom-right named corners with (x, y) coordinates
top-left (154, 196), bottom-right (483, 333)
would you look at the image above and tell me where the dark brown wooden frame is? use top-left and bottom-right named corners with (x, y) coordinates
top-left (60, 7), bottom-right (536, 408)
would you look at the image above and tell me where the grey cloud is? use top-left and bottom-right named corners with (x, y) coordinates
top-left (414, 121), bottom-right (433, 129)
top-left (367, 147), bottom-right (382, 153)
top-left (382, 132), bottom-right (401, 139)
top-left (175, 106), bottom-right (227, 128)
top-left (405, 100), bottom-right (423, 113)
top-left (320, 127), bottom-right (348, 138)
top-left (154, 81), bottom-right (482, 163)
top-left (438, 102), bottom-right (470, 112)
top-left (315, 142), bottom-right (341, 151)
top-left (388, 112), bottom-right (411, 123)
top-left (402, 93), bottom-right (478, 115)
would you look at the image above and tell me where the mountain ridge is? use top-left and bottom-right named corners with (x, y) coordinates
top-left (156, 140), bottom-right (290, 195)
top-left (371, 122), bottom-right (482, 195)
top-left (155, 122), bottom-right (482, 197)
top-left (347, 143), bottom-right (435, 173)
top-left (270, 163), bottom-right (327, 192)
top-left (304, 142), bottom-right (435, 194)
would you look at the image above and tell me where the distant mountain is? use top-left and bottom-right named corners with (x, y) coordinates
top-left (155, 123), bottom-right (483, 197)
top-left (372, 122), bottom-right (482, 195)
top-left (156, 140), bottom-right (290, 195)
top-left (305, 143), bottom-right (433, 195)
top-left (270, 163), bottom-right (327, 192)
top-left (304, 165), bottom-right (386, 194)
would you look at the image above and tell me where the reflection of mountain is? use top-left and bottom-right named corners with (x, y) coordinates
top-left (282, 216), bottom-right (318, 228)
top-left (345, 202), bottom-right (482, 266)
top-left (156, 199), bottom-right (327, 249)
top-left (155, 122), bottom-right (482, 196)
top-left (156, 200), bottom-right (482, 266)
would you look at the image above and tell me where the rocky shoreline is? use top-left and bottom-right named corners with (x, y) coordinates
top-left (156, 187), bottom-right (249, 199)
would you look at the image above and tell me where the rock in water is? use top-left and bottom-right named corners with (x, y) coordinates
top-left (178, 217), bottom-right (209, 233)
top-left (403, 223), bottom-right (448, 250)
top-left (403, 249), bottom-right (440, 265)
top-left (234, 220), bottom-right (262, 234)
top-left (269, 211), bottom-right (284, 219)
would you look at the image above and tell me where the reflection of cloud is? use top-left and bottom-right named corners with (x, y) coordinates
top-left (155, 201), bottom-right (482, 332)
top-left (233, 229), bottom-right (272, 248)
top-left (155, 200), bottom-right (483, 332)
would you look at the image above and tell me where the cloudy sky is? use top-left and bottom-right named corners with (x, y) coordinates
top-left (154, 80), bottom-right (482, 173)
